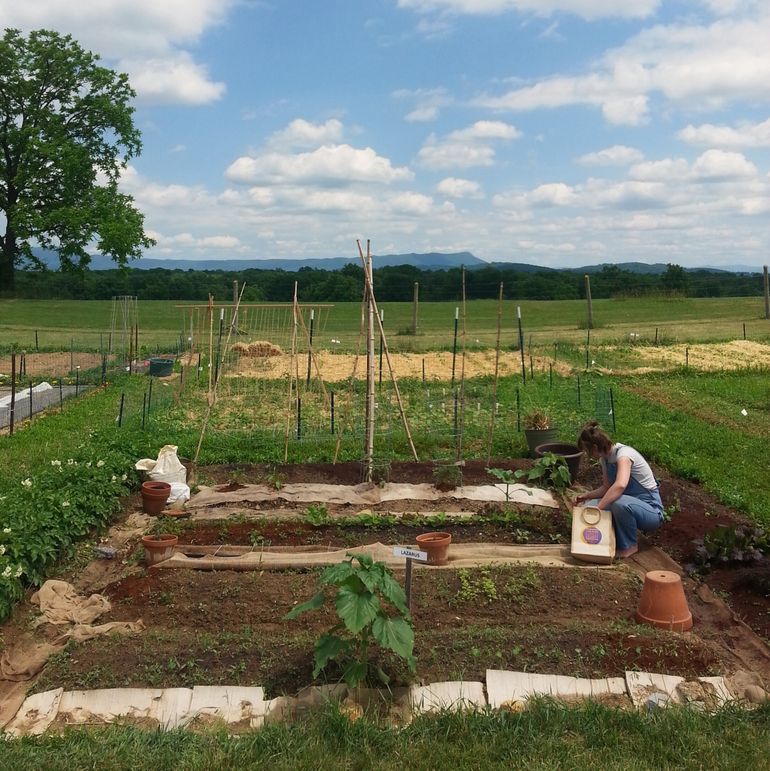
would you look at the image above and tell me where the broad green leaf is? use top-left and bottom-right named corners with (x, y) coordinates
top-left (375, 571), bottom-right (409, 616)
top-left (283, 590), bottom-right (325, 620)
top-left (371, 616), bottom-right (414, 659)
top-left (335, 587), bottom-right (380, 634)
top-left (320, 559), bottom-right (355, 587)
top-left (351, 552), bottom-right (374, 569)
top-left (342, 659), bottom-right (369, 688)
top-left (313, 632), bottom-right (347, 677)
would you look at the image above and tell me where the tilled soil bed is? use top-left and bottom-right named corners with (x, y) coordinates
top-left (23, 459), bottom-right (770, 700)
top-left (35, 564), bottom-right (724, 698)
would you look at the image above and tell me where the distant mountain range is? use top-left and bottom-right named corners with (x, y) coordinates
top-left (28, 249), bottom-right (762, 275)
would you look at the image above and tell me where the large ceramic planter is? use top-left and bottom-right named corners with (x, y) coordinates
top-left (141, 534), bottom-right (178, 566)
top-left (635, 570), bottom-right (693, 632)
top-left (535, 442), bottom-right (583, 482)
top-left (415, 532), bottom-right (452, 566)
top-left (524, 427), bottom-right (558, 456)
top-left (141, 480), bottom-right (171, 515)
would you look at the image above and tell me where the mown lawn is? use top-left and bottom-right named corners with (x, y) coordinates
top-left (2, 296), bottom-right (769, 350)
top-left (3, 703), bottom-right (769, 770)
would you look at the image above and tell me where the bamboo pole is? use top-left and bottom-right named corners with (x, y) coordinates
top-left (192, 286), bottom-right (247, 477)
top-left (364, 241), bottom-right (376, 481)
top-left (357, 240), bottom-right (418, 461)
top-left (486, 282), bottom-right (504, 463)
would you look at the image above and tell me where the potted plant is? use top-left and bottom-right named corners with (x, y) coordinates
top-left (415, 532), bottom-right (452, 565)
top-left (141, 517), bottom-right (179, 566)
top-left (523, 409), bottom-right (558, 456)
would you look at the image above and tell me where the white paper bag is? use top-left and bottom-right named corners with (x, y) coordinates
top-left (571, 506), bottom-right (615, 564)
top-left (135, 445), bottom-right (187, 484)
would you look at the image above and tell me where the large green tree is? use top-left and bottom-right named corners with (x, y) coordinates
top-left (0, 28), bottom-right (154, 292)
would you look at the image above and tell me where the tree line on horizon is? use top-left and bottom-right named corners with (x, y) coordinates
top-left (8, 262), bottom-right (766, 302)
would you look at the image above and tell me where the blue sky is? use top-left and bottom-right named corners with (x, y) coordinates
top-left (4, 1), bottom-right (770, 269)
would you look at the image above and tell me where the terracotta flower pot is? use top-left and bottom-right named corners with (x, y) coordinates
top-left (415, 532), bottom-right (452, 566)
top-left (535, 442), bottom-right (583, 482)
top-left (141, 480), bottom-right (171, 515)
top-left (635, 570), bottom-right (693, 632)
top-left (141, 534), bottom-right (178, 566)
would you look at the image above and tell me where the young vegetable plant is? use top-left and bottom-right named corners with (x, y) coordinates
top-left (514, 452), bottom-right (572, 490)
top-left (487, 467), bottom-right (516, 501)
top-left (284, 552), bottom-right (416, 688)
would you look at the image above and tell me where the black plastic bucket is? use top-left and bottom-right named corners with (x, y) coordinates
top-left (148, 357), bottom-right (174, 377)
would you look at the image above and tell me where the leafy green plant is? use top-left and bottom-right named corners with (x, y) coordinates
top-left (0, 441), bottom-right (137, 620)
top-left (432, 462), bottom-right (463, 490)
top-left (266, 465), bottom-right (284, 491)
top-left (514, 452), bottom-right (571, 490)
top-left (304, 504), bottom-right (330, 527)
top-left (691, 525), bottom-right (769, 573)
top-left (453, 567), bottom-right (498, 605)
top-left (284, 552), bottom-right (416, 688)
top-left (487, 467), bottom-right (516, 501)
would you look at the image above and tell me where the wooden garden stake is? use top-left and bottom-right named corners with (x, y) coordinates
top-left (356, 240), bottom-right (418, 462)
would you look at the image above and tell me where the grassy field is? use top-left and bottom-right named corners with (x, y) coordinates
top-left (3, 702), bottom-right (769, 769)
top-left (2, 353), bottom-right (770, 753)
top-left (2, 296), bottom-right (769, 352)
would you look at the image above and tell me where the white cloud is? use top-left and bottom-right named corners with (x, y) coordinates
top-left (576, 145), bottom-right (644, 166)
top-left (418, 142), bottom-right (496, 169)
top-left (0, 0), bottom-right (232, 104)
top-left (396, 0), bottom-right (659, 21)
top-left (225, 144), bottom-right (413, 186)
top-left (691, 149), bottom-right (757, 180)
top-left (123, 53), bottom-right (225, 105)
top-left (417, 121), bottom-right (520, 169)
top-left (392, 88), bottom-right (453, 122)
top-left (529, 183), bottom-right (578, 206)
top-left (387, 192), bottom-right (434, 215)
top-left (436, 177), bottom-right (484, 198)
top-left (678, 118), bottom-right (770, 148)
top-left (629, 158), bottom-right (690, 182)
top-left (449, 120), bottom-right (521, 141)
top-left (267, 119), bottom-right (345, 150)
top-left (472, 13), bottom-right (770, 125)
top-left (200, 235), bottom-right (242, 249)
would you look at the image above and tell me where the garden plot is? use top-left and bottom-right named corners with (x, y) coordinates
top-left (230, 349), bottom-right (572, 381)
top-left (1, 459), bottom-right (766, 733)
top-left (32, 563), bottom-right (737, 700)
top-left (596, 340), bottom-right (770, 374)
top-left (20, 462), bottom-right (770, 708)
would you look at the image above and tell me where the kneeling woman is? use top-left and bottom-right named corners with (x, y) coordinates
top-left (574, 422), bottom-right (664, 558)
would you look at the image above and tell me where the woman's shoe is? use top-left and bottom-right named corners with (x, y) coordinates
top-left (616, 544), bottom-right (639, 559)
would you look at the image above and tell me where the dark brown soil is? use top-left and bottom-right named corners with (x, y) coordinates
top-left (190, 458), bottom-right (770, 643)
top-left (35, 565), bottom-right (724, 698)
top-left (23, 458), bottom-right (770, 699)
